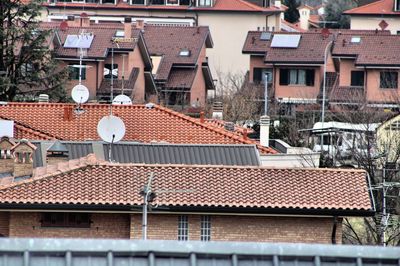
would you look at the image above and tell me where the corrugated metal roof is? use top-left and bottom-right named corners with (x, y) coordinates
top-left (0, 239), bottom-right (399, 266)
top-left (103, 143), bottom-right (260, 166)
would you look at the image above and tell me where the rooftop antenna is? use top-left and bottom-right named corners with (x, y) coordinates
top-left (112, 54), bottom-right (132, 105)
top-left (97, 114), bottom-right (126, 162)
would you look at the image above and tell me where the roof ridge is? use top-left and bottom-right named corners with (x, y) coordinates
top-left (234, 0), bottom-right (264, 11)
top-left (0, 115), bottom-right (58, 140)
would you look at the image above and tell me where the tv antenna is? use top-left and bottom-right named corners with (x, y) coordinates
top-left (97, 114), bottom-right (126, 162)
top-left (139, 172), bottom-right (195, 240)
top-left (112, 54), bottom-right (132, 105)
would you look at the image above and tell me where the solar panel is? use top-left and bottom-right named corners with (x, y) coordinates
top-left (260, 32), bottom-right (272, 41)
top-left (64, 34), bottom-right (94, 48)
top-left (270, 34), bottom-right (301, 48)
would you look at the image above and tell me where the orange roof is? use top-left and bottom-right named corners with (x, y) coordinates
top-left (0, 154), bottom-right (373, 214)
top-left (42, 0), bottom-right (284, 12)
top-left (0, 103), bottom-right (276, 154)
top-left (344, 0), bottom-right (397, 15)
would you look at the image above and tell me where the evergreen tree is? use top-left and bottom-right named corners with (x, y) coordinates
top-left (284, 0), bottom-right (300, 24)
top-left (0, 0), bottom-right (68, 101)
top-left (324, 0), bottom-right (357, 28)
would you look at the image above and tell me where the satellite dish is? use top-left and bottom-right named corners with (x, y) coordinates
top-left (71, 84), bottom-right (90, 104)
top-left (97, 115), bottom-right (126, 143)
top-left (112, 94), bottom-right (132, 105)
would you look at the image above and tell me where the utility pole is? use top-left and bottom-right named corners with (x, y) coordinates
top-left (139, 172), bottom-right (156, 240)
top-left (264, 73), bottom-right (268, 116)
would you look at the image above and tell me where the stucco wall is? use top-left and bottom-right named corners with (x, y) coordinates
top-left (350, 16), bottom-right (400, 34)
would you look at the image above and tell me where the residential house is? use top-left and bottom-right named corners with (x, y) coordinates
top-left (345, 0), bottom-right (400, 35)
top-left (242, 31), bottom-right (335, 114)
top-left (41, 16), bottom-right (156, 102)
top-left (330, 33), bottom-right (400, 108)
top-left (0, 141), bottom-right (373, 243)
top-left (142, 25), bottom-right (214, 107)
top-left (376, 114), bottom-right (400, 163)
top-left (40, 0), bottom-right (284, 79)
top-left (298, 4), bottom-right (324, 30)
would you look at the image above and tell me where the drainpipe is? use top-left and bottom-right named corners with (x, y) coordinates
top-left (331, 216), bottom-right (338, 244)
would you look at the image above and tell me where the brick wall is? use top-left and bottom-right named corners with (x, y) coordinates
top-left (9, 212), bottom-right (130, 239)
top-left (0, 212), bottom-right (9, 237)
top-left (130, 214), bottom-right (342, 244)
top-left (7, 212), bottom-right (342, 243)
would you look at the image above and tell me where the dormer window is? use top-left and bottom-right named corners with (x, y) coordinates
top-left (198, 0), bottom-right (212, 7)
top-left (179, 49), bottom-right (191, 57)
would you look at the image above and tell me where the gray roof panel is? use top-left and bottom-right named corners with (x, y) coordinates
top-left (104, 143), bottom-right (260, 166)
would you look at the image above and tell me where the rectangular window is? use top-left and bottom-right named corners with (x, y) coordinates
top-left (253, 68), bottom-right (273, 84)
top-left (69, 64), bottom-right (86, 80)
top-left (166, 0), bottom-right (178, 4)
top-left (350, 71), bottom-right (364, 87)
top-left (102, 0), bottom-right (116, 4)
top-left (178, 215), bottom-right (189, 241)
top-left (198, 0), bottom-right (212, 6)
top-left (380, 71), bottom-right (398, 89)
top-left (200, 215), bottom-right (211, 241)
top-left (151, 0), bottom-right (165, 4)
top-left (41, 213), bottom-right (91, 228)
top-left (104, 64), bottom-right (118, 80)
top-left (131, 0), bottom-right (145, 4)
top-left (279, 69), bottom-right (314, 86)
top-left (396, 0), bottom-right (400, 11)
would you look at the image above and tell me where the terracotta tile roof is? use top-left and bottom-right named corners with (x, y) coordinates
top-left (204, 119), bottom-right (255, 135)
top-left (165, 68), bottom-right (197, 89)
top-left (42, 0), bottom-right (284, 12)
top-left (344, 0), bottom-right (397, 15)
top-left (0, 154), bottom-right (372, 214)
top-left (40, 22), bottom-right (140, 59)
top-left (332, 33), bottom-right (400, 66)
top-left (329, 86), bottom-right (366, 103)
top-left (243, 31), bottom-right (334, 64)
top-left (142, 25), bottom-right (211, 81)
top-left (0, 103), bottom-right (276, 154)
top-left (281, 20), bottom-right (306, 32)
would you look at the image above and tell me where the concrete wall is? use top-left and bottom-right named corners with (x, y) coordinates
top-left (350, 16), bottom-right (400, 34)
top-left (3, 211), bottom-right (341, 244)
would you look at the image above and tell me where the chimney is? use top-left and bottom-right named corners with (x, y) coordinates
top-left (46, 140), bottom-right (69, 166)
top-left (11, 139), bottom-right (37, 178)
top-left (124, 17), bottom-right (132, 39)
top-left (274, 0), bottom-right (281, 8)
top-left (243, 128), bottom-right (248, 140)
top-left (136, 19), bottom-right (145, 30)
top-left (80, 12), bottom-right (90, 28)
top-left (63, 106), bottom-right (73, 121)
top-left (212, 101), bottom-right (223, 120)
top-left (259, 115), bottom-right (270, 147)
top-left (199, 111), bottom-right (205, 123)
top-left (0, 137), bottom-right (16, 174)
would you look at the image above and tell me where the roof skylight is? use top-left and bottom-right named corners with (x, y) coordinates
top-left (179, 49), bottom-right (191, 57)
top-left (351, 36), bottom-right (361, 43)
top-left (115, 30), bottom-right (125, 37)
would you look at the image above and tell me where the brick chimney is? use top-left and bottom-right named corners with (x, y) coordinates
top-left (80, 12), bottom-right (90, 28)
top-left (11, 139), bottom-right (37, 178)
top-left (46, 141), bottom-right (69, 165)
top-left (124, 17), bottom-right (132, 39)
top-left (259, 115), bottom-right (270, 147)
top-left (0, 137), bottom-right (16, 174)
top-left (68, 13), bottom-right (90, 28)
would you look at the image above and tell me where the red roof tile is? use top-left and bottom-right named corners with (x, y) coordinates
top-left (0, 103), bottom-right (276, 154)
top-left (0, 154), bottom-right (372, 214)
top-left (143, 25), bottom-right (211, 81)
top-left (344, 0), bottom-right (397, 15)
top-left (332, 33), bottom-right (400, 66)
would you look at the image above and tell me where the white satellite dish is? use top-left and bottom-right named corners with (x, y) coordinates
top-left (112, 94), bottom-right (132, 105)
top-left (97, 115), bottom-right (126, 143)
top-left (71, 84), bottom-right (90, 104)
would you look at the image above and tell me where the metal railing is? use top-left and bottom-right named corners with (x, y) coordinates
top-left (0, 239), bottom-right (399, 266)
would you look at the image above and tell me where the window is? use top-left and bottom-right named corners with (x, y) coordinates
top-left (179, 49), bottom-right (191, 57)
top-left (41, 213), bottom-right (91, 228)
top-left (131, 0), bottom-right (145, 3)
top-left (178, 215), bottom-right (189, 241)
top-left (350, 36), bottom-right (361, 43)
top-left (279, 69), bottom-right (314, 86)
top-left (198, 0), bottom-right (212, 6)
top-left (253, 68), bottom-right (273, 84)
top-left (351, 71), bottom-right (364, 87)
top-left (115, 30), bottom-right (125, 37)
top-left (380, 71), bottom-right (398, 89)
top-left (151, 0), bottom-right (165, 4)
top-left (200, 215), bottom-right (211, 241)
top-left (69, 64), bottom-right (86, 80)
top-left (166, 0), bottom-right (178, 4)
top-left (396, 0), bottom-right (400, 11)
top-left (104, 64), bottom-right (118, 79)
top-left (102, 0), bottom-right (116, 4)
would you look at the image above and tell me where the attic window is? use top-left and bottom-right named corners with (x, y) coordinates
top-left (115, 30), bottom-right (125, 37)
top-left (179, 49), bottom-right (191, 57)
top-left (351, 36), bottom-right (361, 43)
